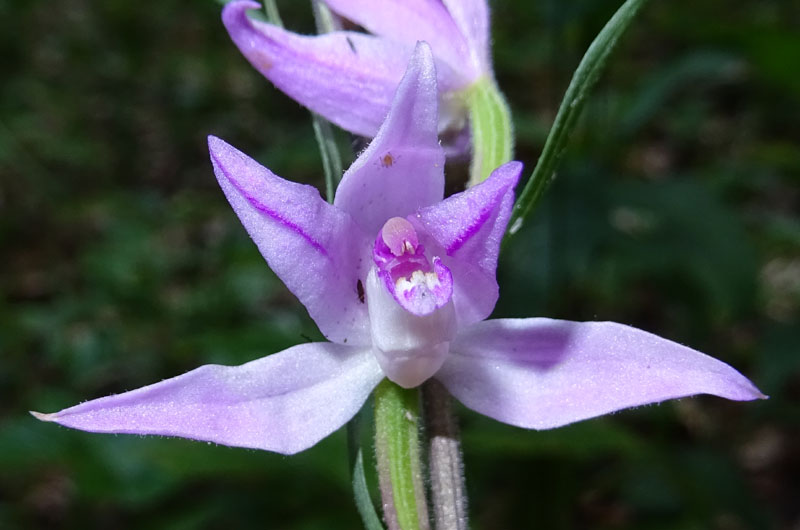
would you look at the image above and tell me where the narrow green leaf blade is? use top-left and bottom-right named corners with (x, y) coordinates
top-left (506, 0), bottom-right (651, 239)
top-left (347, 410), bottom-right (385, 530)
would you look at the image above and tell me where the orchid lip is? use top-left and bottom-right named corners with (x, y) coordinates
top-left (373, 217), bottom-right (453, 316)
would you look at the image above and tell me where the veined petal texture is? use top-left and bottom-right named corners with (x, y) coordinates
top-left (33, 344), bottom-right (383, 455)
top-left (209, 136), bottom-right (371, 346)
top-left (438, 319), bottom-right (764, 430)
top-left (414, 161), bottom-right (521, 326)
top-left (335, 42), bottom-right (445, 236)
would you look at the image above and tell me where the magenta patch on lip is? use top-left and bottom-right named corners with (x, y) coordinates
top-left (373, 217), bottom-right (453, 316)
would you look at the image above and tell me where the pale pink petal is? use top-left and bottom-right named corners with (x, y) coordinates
top-left (414, 161), bottom-right (522, 326)
top-left (334, 42), bottom-right (445, 236)
top-left (209, 136), bottom-right (371, 346)
top-left (223, 1), bottom-right (410, 137)
top-left (323, 0), bottom-right (477, 82)
top-left (32, 344), bottom-right (383, 455)
top-left (442, 0), bottom-right (491, 74)
top-left (438, 319), bottom-right (765, 430)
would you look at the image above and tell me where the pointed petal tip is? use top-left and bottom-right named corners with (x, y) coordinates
top-left (491, 160), bottom-right (524, 187)
top-left (412, 40), bottom-right (434, 60)
top-left (411, 40), bottom-right (436, 81)
top-left (207, 136), bottom-right (242, 180)
top-left (30, 410), bottom-right (56, 422)
top-left (207, 134), bottom-right (227, 153)
top-left (439, 319), bottom-right (767, 430)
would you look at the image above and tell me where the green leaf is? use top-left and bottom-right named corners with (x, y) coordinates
top-left (506, 0), bottom-right (651, 240)
top-left (467, 78), bottom-right (514, 186)
top-left (347, 409), bottom-right (385, 530)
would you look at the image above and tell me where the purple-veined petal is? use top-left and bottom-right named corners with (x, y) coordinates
top-left (438, 318), bottom-right (765, 430)
top-left (223, 1), bottom-right (410, 137)
top-left (413, 161), bottom-right (522, 326)
top-left (323, 0), bottom-right (476, 82)
top-left (209, 136), bottom-right (371, 346)
top-left (442, 0), bottom-right (490, 74)
top-left (32, 343), bottom-right (383, 455)
top-left (334, 42), bottom-right (445, 236)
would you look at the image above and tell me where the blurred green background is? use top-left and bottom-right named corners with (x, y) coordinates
top-left (2, 0), bottom-right (798, 528)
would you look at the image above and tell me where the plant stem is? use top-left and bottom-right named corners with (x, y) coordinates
top-left (422, 380), bottom-right (468, 530)
top-left (466, 78), bottom-right (514, 187)
top-left (374, 380), bottom-right (430, 530)
top-left (262, 0), bottom-right (283, 26)
top-left (309, 0), bottom-right (344, 202)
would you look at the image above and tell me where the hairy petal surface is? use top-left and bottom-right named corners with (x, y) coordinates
top-left (335, 42), bottom-right (445, 235)
top-left (322, 0), bottom-right (473, 80)
top-left (438, 319), bottom-right (765, 429)
top-left (33, 344), bottom-right (384, 455)
top-left (414, 161), bottom-right (521, 326)
top-left (209, 136), bottom-right (371, 346)
top-left (223, 1), bottom-right (410, 137)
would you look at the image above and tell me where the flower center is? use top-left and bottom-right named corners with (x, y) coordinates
top-left (373, 217), bottom-right (453, 316)
top-left (366, 217), bottom-right (457, 388)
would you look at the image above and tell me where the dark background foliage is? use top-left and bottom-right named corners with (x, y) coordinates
top-left (1, 0), bottom-right (798, 528)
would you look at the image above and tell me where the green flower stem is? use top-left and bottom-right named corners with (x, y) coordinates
top-left (466, 78), bottom-right (514, 187)
top-left (309, 0), bottom-right (344, 203)
top-left (311, 0), bottom-right (341, 33)
top-left (262, 0), bottom-right (283, 26)
top-left (374, 380), bottom-right (430, 530)
top-left (505, 0), bottom-right (651, 241)
top-left (266, 0), bottom-right (343, 204)
top-left (312, 110), bottom-right (343, 203)
top-left (422, 380), bottom-right (468, 530)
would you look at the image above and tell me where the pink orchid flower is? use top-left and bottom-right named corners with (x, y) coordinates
top-left (33, 44), bottom-right (763, 455)
top-left (222, 0), bottom-right (492, 142)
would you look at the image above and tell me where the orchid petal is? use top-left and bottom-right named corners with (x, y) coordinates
top-left (32, 344), bottom-right (384, 455)
top-left (209, 136), bottom-right (371, 346)
top-left (414, 161), bottom-right (522, 326)
top-left (334, 42), bottom-right (445, 236)
top-left (323, 0), bottom-right (475, 81)
top-left (438, 319), bottom-right (765, 430)
top-left (223, 1), bottom-right (411, 137)
top-left (442, 0), bottom-right (491, 74)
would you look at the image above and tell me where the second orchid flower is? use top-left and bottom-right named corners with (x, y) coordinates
top-left (223, 0), bottom-right (512, 182)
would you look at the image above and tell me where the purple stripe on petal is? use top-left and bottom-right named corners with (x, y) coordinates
top-left (442, 200), bottom-right (494, 256)
top-left (415, 161), bottom-right (522, 326)
top-left (416, 161), bottom-right (521, 258)
top-left (209, 136), bottom-right (372, 346)
top-left (210, 150), bottom-right (327, 256)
